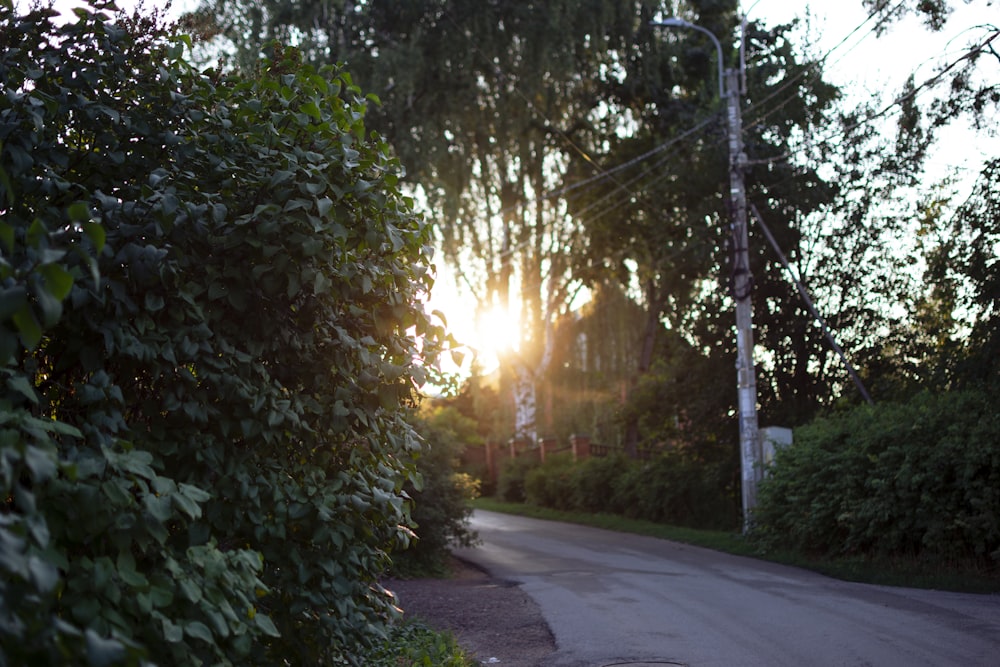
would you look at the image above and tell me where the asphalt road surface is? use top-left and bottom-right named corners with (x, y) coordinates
top-left (454, 510), bottom-right (1000, 667)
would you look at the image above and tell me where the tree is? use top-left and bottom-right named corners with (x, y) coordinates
top-left (917, 158), bottom-right (1000, 386)
top-left (184, 0), bottom-right (703, 447)
top-left (1, 3), bottom-right (442, 663)
top-left (563, 2), bottom-right (878, 463)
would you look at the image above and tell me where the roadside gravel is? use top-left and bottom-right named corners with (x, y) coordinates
top-left (385, 556), bottom-right (557, 667)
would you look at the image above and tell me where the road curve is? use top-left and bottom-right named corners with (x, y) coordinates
top-left (454, 510), bottom-right (1000, 667)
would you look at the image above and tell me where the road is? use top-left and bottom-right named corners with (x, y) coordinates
top-left (454, 510), bottom-right (1000, 667)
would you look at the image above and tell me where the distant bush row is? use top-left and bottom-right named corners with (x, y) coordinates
top-left (497, 448), bottom-right (740, 531)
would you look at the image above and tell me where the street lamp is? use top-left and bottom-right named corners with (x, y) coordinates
top-left (650, 18), bottom-right (724, 100)
top-left (651, 18), bottom-right (762, 531)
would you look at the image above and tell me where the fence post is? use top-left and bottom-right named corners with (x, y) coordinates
top-left (510, 437), bottom-right (530, 459)
top-left (539, 436), bottom-right (557, 463)
top-left (570, 433), bottom-right (591, 462)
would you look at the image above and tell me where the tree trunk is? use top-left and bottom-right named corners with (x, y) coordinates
top-left (512, 362), bottom-right (537, 445)
top-left (623, 279), bottom-right (663, 458)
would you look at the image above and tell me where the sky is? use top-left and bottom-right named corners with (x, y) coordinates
top-left (748, 0), bottom-right (998, 179)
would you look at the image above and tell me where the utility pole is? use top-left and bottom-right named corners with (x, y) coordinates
top-left (725, 68), bottom-right (762, 530)
top-left (651, 20), bottom-right (762, 531)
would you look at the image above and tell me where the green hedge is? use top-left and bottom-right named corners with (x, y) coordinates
top-left (501, 449), bottom-right (739, 530)
top-left (1, 3), bottom-right (443, 664)
top-left (753, 390), bottom-right (1000, 567)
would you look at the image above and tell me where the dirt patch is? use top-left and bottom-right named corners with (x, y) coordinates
top-left (384, 556), bottom-right (557, 666)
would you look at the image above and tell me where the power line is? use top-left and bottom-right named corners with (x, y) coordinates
top-left (749, 203), bottom-right (874, 405)
top-left (746, 28), bottom-right (999, 168)
top-left (742, 0), bottom-right (907, 131)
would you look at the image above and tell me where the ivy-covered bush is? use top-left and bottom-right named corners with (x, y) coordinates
top-left (0, 2), bottom-right (443, 664)
top-left (753, 390), bottom-right (1000, 567)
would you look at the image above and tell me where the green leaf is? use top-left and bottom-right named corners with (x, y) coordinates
top-left (73, 597), bottom-right (101, 624)
top-left (24, 443), bottom-right (56, 481)
top-left (41, 263), bottom-right (74, 301)
top-left (13, 303), bottom-right (42, 349)
top-left (185, 620), bottom-right (214, 644)
top-left (179, 577), bottom-right (203, 603)
top-left (0, 221), bottom-right (14, 252)
top-left (67, 201), bottom-right (92, 222)
top-left (0, 286), bottom-right (27, 320)
top-left (299, 101), bottom-right (321, 120)
top-left (163, 618), bottom-right (184, 643)
top-left (28, 555), bottom-right (59, 592)
top-left (268, 170), bottom-right (295, 187)
top-left (145, 292), bottom-right (165, 312)
top-left (172, 489), bottom-right (202, 519)
top-left (144, 493), bottom-right (172, 522)
top-left (254, 613), bottom-right (281, 637)
top-left (27, 218), bottom-right (46, 247)
top-left (149, 583), bottom-right (174, 608)
top-left (34, 279), bottom-right (63, 327)
top-left (117, 550), bottom-right (149, 588)
top-left (83, 222), bottom-right (106, 252)
top-left (317, 196), bottom-right (333, 217)
top-left (6, 375), bottom-right (38, 404)
top-left (115, 449), bottom-right (156, 479)
top-left (178, 482), bottom-right (211, 503)
top-left (29, 417), bottom-right (82, 438)
top-left (85, 629), bottom-right (125, 667)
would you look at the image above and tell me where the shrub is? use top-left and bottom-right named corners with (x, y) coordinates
top-left (504, 448), bottom-right (739, 530)
top-left (753, 390), bottom-right (1000, 566)
top-left (604, 450), bottom-right (737, 530)
top-left (0, 3), bottom-right (443, 664)
top-left (361, 622), bottom-right (475, 667)
top-left (497, 456), bottom-right (535, 503)
top-left (524, 454), bottom-right (575, 510)
top-left (570, 454), bottom-right (631, 513)
top-left (395, 407), bottom-right (480, 577)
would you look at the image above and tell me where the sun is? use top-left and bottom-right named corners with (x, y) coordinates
top-left (425, 269), bottom-right (522, 376)
top-left (473, 305), bottom-right (520, 365)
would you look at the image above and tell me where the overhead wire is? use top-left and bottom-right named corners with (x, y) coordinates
top-left (741, 0), bottom-right (999, 169)
top-left (746, 27), bottom-right (1000, 167)
top-left (741, 0), bottom-right (906, 131)
top-left (437, 3), bottom-right (726, 265)
top-left (436, 0), bottom-right (996, 294)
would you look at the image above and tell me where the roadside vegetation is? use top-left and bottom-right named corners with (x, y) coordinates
top-left (480, 388), bottom-right (1000, 594)
top-left (360, 622), bottom-right (476, 667)
top-left (0, 3), bottom-right (471, 665)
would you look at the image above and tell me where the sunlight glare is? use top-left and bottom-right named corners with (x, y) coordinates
top-left (473, 305), bottom-right (519, 369)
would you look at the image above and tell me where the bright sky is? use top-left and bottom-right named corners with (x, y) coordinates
top-left (749, 0), bottom-right (998, 178)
